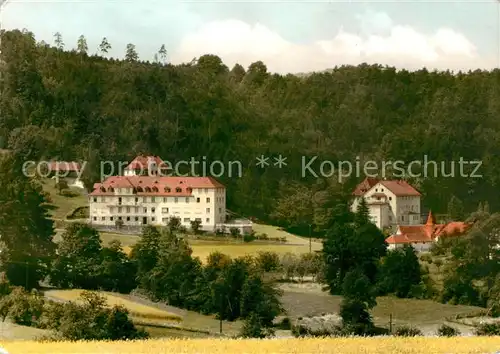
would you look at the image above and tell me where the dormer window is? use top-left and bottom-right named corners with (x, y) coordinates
top-left (152, 187), bottom-right (158, 192)
top-left (136, 187), bottom-right (143, 193)
top-left (186, 188), bottom-right (192, 193)
top-left (175, 187), bottom-right (182, 193)
top-left (145, 187), bottom-right (151, 193)
top-left (100, 187), bottom-right (106, 192)
top-left (164, 187), bottom-right (171, 193)
top-left (108, 187), bottom-right (114, 193)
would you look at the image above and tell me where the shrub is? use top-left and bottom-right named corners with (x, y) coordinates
top-left (256, 252), bottom-right (281, 272)
top-left (394, 325), bottom-right (423, 336)
top-left (291, 323), bottom-right (309, 337)
top-left (240, 313), bottom-right (274, 338)
top-left (475, 322), bottom-right (500, 336)
top-left (243, 233), bottom-right (256, 242)
top-left (437, 324), bottom-right (460, 336)
top-left (274, 317), bottom-right (291, 330)
top-left (229, 227), bottom-right (240, 238)
top-left (1, 287), bottom-right (44, 326)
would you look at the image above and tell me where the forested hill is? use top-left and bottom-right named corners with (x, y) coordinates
top-left (2, 29), bottom-right (500, 229)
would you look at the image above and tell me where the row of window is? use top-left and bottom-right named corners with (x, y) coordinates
top-left (93, 196), bottom-right (222, 204)
top-left (110, 206), bottom-right (221, 214)
top-left (92, 216), bottom-right (211, 223)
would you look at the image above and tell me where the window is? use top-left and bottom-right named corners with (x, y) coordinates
top-left (162, 218), bottom-right (168, 223)
top-left (110, 216), bottom-right (114, 221)
top-left (143, 197), bottom-right (147, 203)
top-left (118, 197), bottom-right (122, 205)
top-left (196, 198), bottom-right (200, 203)
top-left (195, 218), bottom-right (202, 222)
top-left (401, 215), bottom-right (405, 221)
top-left (118, 216), bottom-right (122, 220)
top-left (93, 197), bottom-right (97, 202)
top-left (152, 217), bottom-right (155, 222)
top-left (204, 188), bottom-right (208, 193)
top-left (206, 208), bottom-right (210, 213)
top-left (143, 208), bottom-right (147, 213)
top-left (101, 217), bottom-right (105, 221)
top-left (175, 187), bottom-right (182, 193)
top-left (163, 197), bottom-right (167, 202)
top-left (151, 197), bottom-right (155, 202)
top-left (184, 218), bottom-right (190, 222)
top-left (198, 188), bottom-right (202, 193)
top-left (152, 207), bottom-right (155, 213)
top-left (389, 197), bottom-right (392, 201)
top-left (93, 216), bottom-right (97, 221)
top-left (162, 208), bottom-right (169, 213)
top-left (174, 197), bottom-right (178, 203)
top-left (219, 208), bottom-right (222, 213)
top-left (126, 216), bottom-right (130, 221)
top-left (185, 197), bottom-right (189, 203)
top-left (102, 197), bottom-right (106, 203)
top-left (375, 189), bottom-right (378, 192)
top-left (206, 197), bottom-right (210, 203)
top-left (135, 217), bottom-right (139, 221)
top-left (381, 188), bottom-right (384, 192)
top-left (206, 218), bottom-right (210, 223)
top-left (126, 206), bottom-right (130, 213)
top-left (135, 197), bottom-right (139, 203)
top-left (118, 207), bottom-right (122, 213)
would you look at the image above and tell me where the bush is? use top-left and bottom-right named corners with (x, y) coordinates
top-left (475, 322), bottom-right (500, 336)
top-left (66, 206), bottom-right (89, 220)
top-left (256, 252), bottom-right (281, 272)
top-left (275, 317), bottom-right (291, 330)
top-left (437, 324), bottom-right (460, 336)
top-left (229, 227), bottom-right (240, 237)
top-left (394, 325), bottom-right (423, 336)
top-left (0, 288), bottom-right (44, 326)
top-left (240, 313), bottom-right (274, 338)
top-left (243, 233), bottom-right (256, 242)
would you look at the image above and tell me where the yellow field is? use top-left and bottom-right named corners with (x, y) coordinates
top-left (46, 290), bottom-right (182, 322)
top-left (1, 337), bottom-right (499, 354)
top-left (103, 223), bottom-right (323, 264)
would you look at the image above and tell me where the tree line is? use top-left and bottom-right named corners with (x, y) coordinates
top-left (2, 29), bottom-right (500, 236)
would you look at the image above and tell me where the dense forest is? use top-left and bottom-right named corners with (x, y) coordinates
top-left (2, 29), bottom-right (500, 231)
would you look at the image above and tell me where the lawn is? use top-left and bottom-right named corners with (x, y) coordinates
top-left (40, 178), bottom-right (88, 221)
top-left (99, 224), bottom-right (323, 264)
top-left (279, 283), bottom-right (485, 334)
top-left (45, 289), bottom-right (182, 323)
top-left (1, 337), bottom-right (500, 354)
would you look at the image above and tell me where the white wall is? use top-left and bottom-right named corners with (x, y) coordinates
top-left (89, 186), bottom-right (226, 231)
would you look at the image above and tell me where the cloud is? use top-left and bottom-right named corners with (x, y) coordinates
top-left (171, 15), bottom-right (494, 74)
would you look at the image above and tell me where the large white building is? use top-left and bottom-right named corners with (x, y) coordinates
top-left (351, 177), bottom-right (422, 230)
top-left (89, 155), bottom-right (227, 232)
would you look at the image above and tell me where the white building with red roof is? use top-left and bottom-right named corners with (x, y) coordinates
top-left (386, 211), bottom-right (472, 252)
top-left (89, 166), bottom-right (227, 231)
top-left (351, 177), bottom-right (422, 230)
top-left (123, 155), bottom-right (168, 176)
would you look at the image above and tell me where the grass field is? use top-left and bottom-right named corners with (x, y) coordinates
top-left (45, 290), bottom-right (182, 323)
top-left (40, 178), bottom-right (88, 221)
top-left (100, 223), bottom-right (323, 264)
top-left (1, 337), bottom-right (499, 354)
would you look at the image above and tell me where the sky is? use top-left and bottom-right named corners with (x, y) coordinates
top-left (2, 0), bottom-right (500, 73)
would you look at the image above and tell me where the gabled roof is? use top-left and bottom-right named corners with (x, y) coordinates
top-left (379, 180), bottom-right (421, 196)
top-left (90, 175), bottom-right (224, 196)
top-left (352, 177), bottom-right (380, 196)
top-left (386, 211), bottom-right (472, 245)
top-left (125, 155), bottom-right (167, 170)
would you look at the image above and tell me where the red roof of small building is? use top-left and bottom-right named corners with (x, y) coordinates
top-left (125, 155), bottom-right (167, 170)
top-left (353, 177), bottom-right (380, 196)
top-left (352, 177), bottom-right (421, 197)
top-left (49, 161), bottom-right (81, 172)
top-left (90, 175), bottom-right (224, 196)
top-left (386, 211), bottom-right (472, 245)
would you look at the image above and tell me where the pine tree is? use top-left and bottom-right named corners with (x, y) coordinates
top-left (447, 195), bottom-right (465, 221)
top-left (355, 197), bottom-right (370, 225)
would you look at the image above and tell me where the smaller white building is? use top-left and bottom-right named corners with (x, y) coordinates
top-left (351, 177), bottom-right (422, 230)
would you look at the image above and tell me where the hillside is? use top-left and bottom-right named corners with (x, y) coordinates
top-left (2, 29), bottom-right (500, 235)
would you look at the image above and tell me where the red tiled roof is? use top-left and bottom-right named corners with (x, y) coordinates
top-left (379, 180), bottom-right (421, 196)
top-left (90, 175), bottom-right (224, 196)
top-left (386, 211), bottom-right (472, 245)
top-left (353, 177), bottom-right (380, 196)
top-left (125, 156), bottom-right (167, 170)
top-left (49, 161), bottom-right (81, 172)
